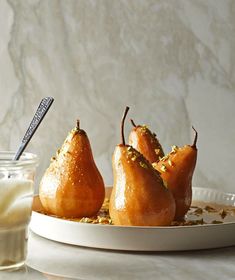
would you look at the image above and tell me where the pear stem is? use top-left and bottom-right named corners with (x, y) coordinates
top-left (76, 120), bottom-right (80, 129)
top-left (130, 119), bottom-right (137, 127)
top-left (192, 126), bottom-right (198, 148)
top-left (121, 106), bottom-right (130, 145)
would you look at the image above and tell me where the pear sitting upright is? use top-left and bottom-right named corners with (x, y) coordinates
top-left (153, 128), bottom-right (198, 220)
top-left (109, 107), bottom-right (175, 226)
top-left (39, 120), bottom-right (105, 218)
top-left (129, 119), bottom-right (164, 163)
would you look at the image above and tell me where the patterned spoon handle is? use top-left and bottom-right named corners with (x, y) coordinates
top-left (13, 97), bottom-right (54, 160)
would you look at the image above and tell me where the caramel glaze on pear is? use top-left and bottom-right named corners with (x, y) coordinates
top-left (109, 107), bottom-right (175, 226)
top-left (153, 128), bottom-right (198, 220)
top-left (39, 121), bottom-right (105, 218)
top-left (129, 119), bottom-right (164, 163)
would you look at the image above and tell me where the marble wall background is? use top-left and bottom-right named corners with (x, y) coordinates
top-left (0, 0), bottom-right (234, 192)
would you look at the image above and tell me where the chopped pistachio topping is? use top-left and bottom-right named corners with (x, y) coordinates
top-left (212, 220), bottom-right (223, 224)
top-left (160, 155), bottom-right (169, 162)
top-left (152, 162), bottom-right (158, 169)
top-left (160, 164), bottom-right (167, 172)
top-left (131, 155), bottom-right (137, 161)
top-left (127, 147), bottom-right (141, 162)
top-left (80, 217), bottom-right (93, 223)
top-left (98, 217), bottom-right (108, 223)
top-left (219, 209), bottom-right (227, 219)
top-left (171, 218), bottom-right (205, 226)
top-left (140, 125), bottom-right (148, 133)
top-left (155, 149), bottom-right (160, 155)
top-left (171, 145), bottom-right (178, 153)
top-left (139, 162), bottom-right (148, 169)
top-left (127, 151), bottom-right (132, 157)
top-left (205, 205), bottom-right (217, 212)
top-left (193, 207), bottom-right (203, 215)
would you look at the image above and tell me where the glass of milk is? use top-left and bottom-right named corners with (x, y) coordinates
top-left (0, 151), bottom-right (38, 271)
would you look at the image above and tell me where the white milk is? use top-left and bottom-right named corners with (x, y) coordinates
top-left (0, 179), bottom-right (34, 269)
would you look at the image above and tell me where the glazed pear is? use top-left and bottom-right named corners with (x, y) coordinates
top-left (39, 120), bottom-right (105, 218)
top-left (153, 128), bottom-right (198, 220)
top-left (109, 107), bottom-right (175, 226)
top-left (129, 120), bottom-right (164, 163)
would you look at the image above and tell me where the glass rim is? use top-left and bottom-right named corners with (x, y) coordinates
top-left (0, 151), bottom-right (38, 170)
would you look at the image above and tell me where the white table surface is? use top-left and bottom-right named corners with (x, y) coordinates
top-left (1, 230), bottom-right (235, 280)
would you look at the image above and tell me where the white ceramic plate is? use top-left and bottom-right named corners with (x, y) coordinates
top-left (30, 187), bottom-right (235, 251)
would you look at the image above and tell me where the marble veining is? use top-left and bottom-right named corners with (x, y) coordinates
top-left (0, 0), bottom-right (234, 192)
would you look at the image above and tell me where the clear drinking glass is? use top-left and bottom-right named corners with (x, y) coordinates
top-left (0, 151), bottom-right (38, 271)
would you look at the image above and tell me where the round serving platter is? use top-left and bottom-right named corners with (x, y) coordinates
top-left (30, 187), bottom-right (235, 251)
